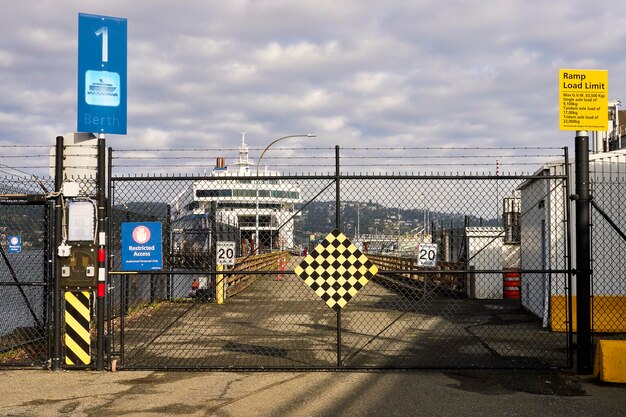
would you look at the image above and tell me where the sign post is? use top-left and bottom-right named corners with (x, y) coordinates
top-left (574, 131), bottom-right (592, 374)
top-left (78, 13), bottom-right (127, 135)
top-left (559, 68), bottom-right (607, 374)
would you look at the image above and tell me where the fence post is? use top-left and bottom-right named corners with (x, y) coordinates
top-left (335, 145), bottom-right (342, 368)
top-left (210, 201), bottom-right (217, 295)
top-left (563, 146), bottom-right (575, 369)
top-left (96, 134), bottom-right (107, 371)
top-left (52, 136), bottom-right (64, 371)
top-left (165, 204), bottom-right (172, 300)
top-left (575, 131), bottom-right (592, 374)
top-left (106, 146), bottom-right (114, 361)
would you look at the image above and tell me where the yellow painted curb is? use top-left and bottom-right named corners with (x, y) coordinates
top-left (594, 340), bottom-right (626, 383)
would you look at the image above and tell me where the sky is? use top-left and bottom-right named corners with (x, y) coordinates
top-left (1, 0), bottom-right (625, 170)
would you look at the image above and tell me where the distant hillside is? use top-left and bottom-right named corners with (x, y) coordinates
top-left (294, 200), bottom-right (498, 243)
top-left (112, 202), bottom-right (170, 219)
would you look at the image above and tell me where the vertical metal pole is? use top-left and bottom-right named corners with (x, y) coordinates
top-left (46, 200), bottom-right (53, 361)
top-left (469, 265), bottom-right (476, 300)
top-left (210, 201), bottom-right (218, 297)
top-left (335, 145), bottom-right (342, 367)
top-left (52, 136), bottom-right (64, 371)
top-left (166, 204), bottom-right (172, 300)
top-left (120, 274), bottom-right (126, 366)
top-left (106, 147), bottom-right (114, 359)
top-left (150, 274), bottom-right (155, 303)
top-left (575, 131), bottom-right (592, 374)
top-left (564, 146), bottom-right (574, 368)
top-left (96, 134), bottom-right (106, 371)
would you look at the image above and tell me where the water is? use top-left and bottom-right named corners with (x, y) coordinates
top-left (0, 250), bottom-right (47, 337)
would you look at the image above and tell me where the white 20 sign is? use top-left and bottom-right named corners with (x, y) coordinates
top-left (216, 241), bottom-right (236, 266)
top-left (417, 243), bottom-right (438, 267)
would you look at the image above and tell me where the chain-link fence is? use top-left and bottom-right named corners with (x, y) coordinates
top-left (107, 146), bottom-right (573, 370)
top-left (0, 140), bottom-right (100, 369)
top-left (0, 143), bottom-right (584, 370)
top-left (8, 141), bottom-right (626, 371)
top-left (0, 174), bottom-right (54, 367)
top-left (590, 178), bottom-right (626, 339)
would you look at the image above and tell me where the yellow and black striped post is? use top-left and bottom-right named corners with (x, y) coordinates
top-left (64, 291), bottom-right (91, 365)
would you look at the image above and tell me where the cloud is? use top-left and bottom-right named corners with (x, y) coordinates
top-left (0, 0), bottom-right (624, 170)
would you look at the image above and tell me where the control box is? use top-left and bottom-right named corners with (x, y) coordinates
top-left (59, 242), bottom-right (98, 289)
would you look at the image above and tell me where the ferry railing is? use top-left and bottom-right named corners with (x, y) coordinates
top-left (224, 251), bottom-right (290, 298)
top-left (366, 254), bottom-right (465, 294)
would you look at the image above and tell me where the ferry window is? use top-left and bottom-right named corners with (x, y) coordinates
top-left (267, 190), bottom-right (299, 199)
top-left (196, 189), bottom-right (232, 197)
top-left (196, 190), bottom-right (215, 197)
top-left (186, 202), bottom-right (200, 210)
top-left (233, 189), bottom-right (256, 197)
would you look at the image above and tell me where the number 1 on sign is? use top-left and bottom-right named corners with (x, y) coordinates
top-left (95, 26), bottom-right (108, 63)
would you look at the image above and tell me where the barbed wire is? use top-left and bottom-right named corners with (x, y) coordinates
top-left (106, 146), bottom-right (564, 151)
top-left (110, 153), bottom-right (561, 160)
top-left (0, 144), bottom-right (51, 148)
top-left (0, 145), bottom-right (565, 177)
top-left (107, 162), bottom-right (547, 167)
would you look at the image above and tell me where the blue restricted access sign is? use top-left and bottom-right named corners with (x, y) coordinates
top-left (8, 236), bottom-right (21, 253)
top-left (121, 222), bottom-right (162, 271)
top-left (78, 13), bottom-right (127, 135)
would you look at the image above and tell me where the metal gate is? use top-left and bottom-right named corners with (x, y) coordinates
top-left (107, 145), bottom-right (573, 370)
top-left (0, 200), bottom-right (52, 368)
top-left (589, 176), bottom-right (626, 339)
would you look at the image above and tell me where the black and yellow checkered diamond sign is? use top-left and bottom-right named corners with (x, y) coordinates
top-left (295, 228), bottom-right (378, 311)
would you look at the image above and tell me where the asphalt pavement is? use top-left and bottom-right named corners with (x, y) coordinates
top-left (1, 369), bottom-right (625, 416)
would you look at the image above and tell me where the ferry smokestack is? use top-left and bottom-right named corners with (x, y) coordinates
top-left (216, 157), bottom-right (225, 168)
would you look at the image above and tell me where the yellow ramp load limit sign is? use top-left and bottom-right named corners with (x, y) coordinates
top-left (295, 228), bottom-right (378, 311)
top-left (559, 69), bottom-right (608, 131)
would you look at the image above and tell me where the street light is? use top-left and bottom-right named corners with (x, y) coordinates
top-left (255, 134), bottom-right (316, 254)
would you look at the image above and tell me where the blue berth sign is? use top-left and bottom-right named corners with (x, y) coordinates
top-left (78, 13), bottom-right (127, 135)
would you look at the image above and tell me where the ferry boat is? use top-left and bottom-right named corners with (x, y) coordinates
top-left (89, 80), bottom-right (116, 93)
top-left (172, 133), bottom-right (300, 256)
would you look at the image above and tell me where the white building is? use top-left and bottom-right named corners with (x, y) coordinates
top-left (465, 227), bottom-right (505, 299)
top-left (518, 148), bottom-right (626, 331)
